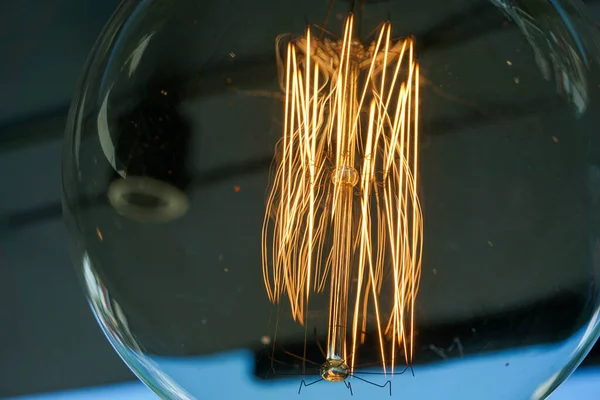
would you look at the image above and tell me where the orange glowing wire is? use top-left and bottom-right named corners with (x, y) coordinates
top-left (262, 13), bottom-right (423, 380)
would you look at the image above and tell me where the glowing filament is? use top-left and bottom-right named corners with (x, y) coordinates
top-left (262, 14), bottom-right (423, 376)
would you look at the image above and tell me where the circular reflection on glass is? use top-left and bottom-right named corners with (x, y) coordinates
top-left (62, 0), bottom-right (600, 399)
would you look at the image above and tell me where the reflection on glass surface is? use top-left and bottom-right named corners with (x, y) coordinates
top-left (5, 368), bottom-right (600, 399)
top-left (62, 0), bottom-right (600, 398)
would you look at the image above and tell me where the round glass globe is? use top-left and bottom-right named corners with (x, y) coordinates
top-left (62, 0), bottom-right (600, 399)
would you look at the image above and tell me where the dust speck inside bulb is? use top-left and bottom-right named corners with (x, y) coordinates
top-left (63, 0), bottom-right (600, 399)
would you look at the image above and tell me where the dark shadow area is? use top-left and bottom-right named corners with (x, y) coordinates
top-left (254, 289), bottom-right (594, 380)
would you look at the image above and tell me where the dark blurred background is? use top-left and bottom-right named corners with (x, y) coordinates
top-left (0, 0), bottom-right (599, 398)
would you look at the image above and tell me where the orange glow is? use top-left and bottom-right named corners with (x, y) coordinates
top-left (262, 14), bottom-right (423, 377)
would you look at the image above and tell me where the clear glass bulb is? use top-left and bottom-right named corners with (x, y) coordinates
top-left (62, 0), bottom-right (600, 399)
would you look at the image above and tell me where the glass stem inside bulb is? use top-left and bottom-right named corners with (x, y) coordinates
top-left (326, 60), bottom-right (360, 362)
top-left (327, 183), bottom-right (354, 362)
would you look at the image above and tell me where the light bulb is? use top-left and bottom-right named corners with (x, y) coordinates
top-left (62, 0), bottom-right (600, 399)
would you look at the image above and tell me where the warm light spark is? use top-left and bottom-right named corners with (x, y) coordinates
top-left (262, 14), bottom-right (423, 377)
